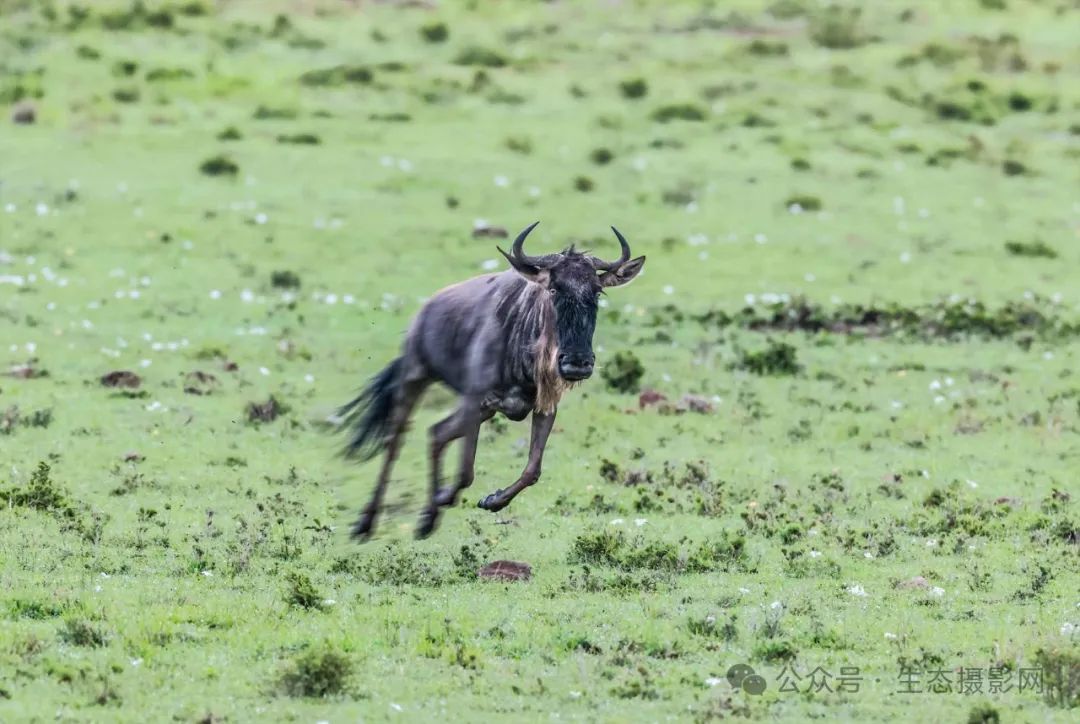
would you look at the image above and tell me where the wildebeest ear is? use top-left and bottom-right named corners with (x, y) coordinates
top-left (599, 255), bottom-right (646, 288)
top-left (498, 246), bottom-right (546, 282)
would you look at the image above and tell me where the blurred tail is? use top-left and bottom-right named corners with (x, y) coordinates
top-left (337, 357), bottom-right (403, 461)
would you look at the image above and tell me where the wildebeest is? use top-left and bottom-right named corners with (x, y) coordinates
top-left (339, 222), bottom-right (645, 540)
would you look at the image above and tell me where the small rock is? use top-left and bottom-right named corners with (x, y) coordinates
top-left (9, 363), bottom-right (41, 379)
top-left (11, 101), bottom-right (36, 125)
top-left (679, 393), bottom-right (714, 414)
top-left (100, 370), bottom-right (141, 388)
top-left (472, 224), bottom-right (508, 239)
top-left (638, 388), bottom-right (667, 408)
top-left (896, 576), bottom-right (930, 590)
top-left (478, 560), bottom-right (532, 582)
top-left (1, 406), bottom-right (18, 433)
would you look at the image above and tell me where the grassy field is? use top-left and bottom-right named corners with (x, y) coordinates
top-left (1, 0), bottom-right (1078, 721)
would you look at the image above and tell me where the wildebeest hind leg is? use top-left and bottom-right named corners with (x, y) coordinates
top-left (352, 379), bottom-right (426, 540)
top-left (417, 398), bottom-right (486, 538)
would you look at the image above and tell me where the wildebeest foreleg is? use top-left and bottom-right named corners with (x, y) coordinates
top-left (352, 380), bottom-right (426, 541)
top-left (477, 409), bottom-right (556, 512)
top-left (417, 398), bottom-right (490, 538)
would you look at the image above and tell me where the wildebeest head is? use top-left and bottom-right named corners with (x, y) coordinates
top-left (499, 222), bottom-right (645, 381)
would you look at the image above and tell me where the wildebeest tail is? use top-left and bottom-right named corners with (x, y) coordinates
top-left (337, 357), bottom-right (402, 461)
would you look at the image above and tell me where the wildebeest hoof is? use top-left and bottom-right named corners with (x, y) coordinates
top-left (351, 516), bottom-right (374, 542)
top-left (434, 486), bottom-right (457, 507)
top-left (415, 509), bottom-right (440, 539)
top-left (478, 491), bottom-right (507, 512)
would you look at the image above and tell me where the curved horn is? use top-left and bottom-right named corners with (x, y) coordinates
top-left (510, 221), bottom-right (542, 265)
top-left (591, 226), bottom-right (632, 270)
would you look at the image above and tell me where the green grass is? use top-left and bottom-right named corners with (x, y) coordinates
top-left (1, 0), bottom-right (1078, 721)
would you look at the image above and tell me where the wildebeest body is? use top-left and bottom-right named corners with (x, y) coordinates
top-left (339, 223), bottom-right (645, 540)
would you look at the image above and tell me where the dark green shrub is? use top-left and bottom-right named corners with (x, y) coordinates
top-left (1005, 240), bottom-right (1057, 259)
top-left (453, 47), bottom-right (507, 68)
top-left (601, 351), bottom-right (644, 393)
top-left (199, 155), bottom-right (239, 177)
top-left (278, 645), bottom-right (353, 698)
top-left (619, 78), bottom-right (648, 99)
top-left (736, 341), bottom-right (800, 376)
top-left (651, 103), bottom-right (707, 123)
top-left (284, 572), bottom-right (325, 611)
top-left (573, 176), bottom-right (595, 192)
top-left (590, 148), bottom-right (614, 165)
top-left (785, 194), bottom-right (822, 211)
top-left (420, 22), bottom-right (449, 43)
top-left (276, 133), bottom-right (320, 145)
top-left (271, 270), bottom-right (301, 289)
top-left (59, 618), bottom-right (108, 648)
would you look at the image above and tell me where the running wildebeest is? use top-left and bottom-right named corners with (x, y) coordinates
top-left (338, 222), bottom-right (645, 540)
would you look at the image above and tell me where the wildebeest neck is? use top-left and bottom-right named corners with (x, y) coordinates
top-left (495, 276), bottom-right (568, 412)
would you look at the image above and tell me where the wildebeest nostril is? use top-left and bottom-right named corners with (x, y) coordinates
top-left (559, 353), bottom-right (593, 369)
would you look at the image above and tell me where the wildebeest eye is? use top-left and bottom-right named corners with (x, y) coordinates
top-left (548, 288), bottom-right (557, 296)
